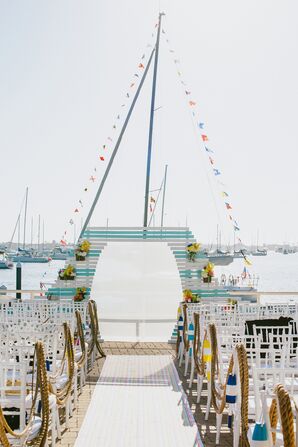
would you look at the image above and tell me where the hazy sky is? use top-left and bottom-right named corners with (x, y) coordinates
top-left (1, 0), bottom-right (298, 246)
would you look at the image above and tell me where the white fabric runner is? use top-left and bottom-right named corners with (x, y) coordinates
top-left (75, 355), bottom-right (203, 447)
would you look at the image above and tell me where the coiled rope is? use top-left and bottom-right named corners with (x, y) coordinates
top-left (0, 341), bottom-right (50, 447)
top-left (209, 323), bottom-right (250, 446)
top-left (87, 301), bottom-right (105, 359)
top-left (270, 384), bottom-right (295, 447)
top-left (50, 322), bottom-right (74, 406)
top-left (193, 312), bottom-right (205, 376)
top-left (75, 310), bottom-right (86, 369)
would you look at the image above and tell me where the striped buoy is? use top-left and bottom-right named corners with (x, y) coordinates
top-left (188, 322), bottom-right (194, 355)
top-left (226, 374), bottom-right (237, 404)
top-left (203, 338), bottom-right (211, 381)
top-left (251, 423), bottom-right (270, 446)
top-left (203, 339), bottom-right (211, 362)
top-left (178, 315), bottom-right (184, 341)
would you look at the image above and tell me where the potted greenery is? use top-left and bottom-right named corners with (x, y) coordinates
top-left (74, 287), bottom-right (87, 302)
top-left (186, 242), bottom-right (200, 262)
top-left (75, 240), bottom-right (91, 261)
top-left (59, 264), bottom-right (76, 280)
top-left (183, 289), bottom-right (200, 303)
top-left (201, 262), bottom-right (214, 283)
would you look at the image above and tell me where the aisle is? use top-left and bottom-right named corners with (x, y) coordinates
top-left (74, 355), bottom-right (202, 447)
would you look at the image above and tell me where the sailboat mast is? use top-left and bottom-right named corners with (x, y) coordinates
top-left (143, 12), bottom-right (164, 228)
top-left (160, 164), bottom-right (168, 228)
top-left (38, 214), bottom-right (41, 252)
top-left (23, 187), bottom-right (28, 249)
top-left (31, 217), bottom-right (33, 247)
top-left (17, 216), bottom-right (20, 249)
top-left (42, 220), bottom-right (45, 253)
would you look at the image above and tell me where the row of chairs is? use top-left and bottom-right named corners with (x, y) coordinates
top-left (177, 301), bottom-right (298, 446)
top-left (0, 299), bottom-right (105, 446)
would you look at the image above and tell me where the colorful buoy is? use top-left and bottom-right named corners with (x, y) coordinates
top-left (251, 423), bottom-right (270, 446)
top-left (226, 374), bottom-right (237, 404)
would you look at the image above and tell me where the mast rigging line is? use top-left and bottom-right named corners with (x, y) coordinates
top-left (9, 189), bottom-right (27, 249)
top-left (148, 173), bottom-right (165, 227)
top-left (162, 30), bottom-right (230, 244)
top-left (79, 47), bottom-right (156, 239)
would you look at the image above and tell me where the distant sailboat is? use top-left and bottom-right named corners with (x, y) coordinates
top-left (12, 188), bottom-right (50, 263)
top-left (251, 230), bottom-right (267, 256)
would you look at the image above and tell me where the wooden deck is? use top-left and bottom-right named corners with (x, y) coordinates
top-left (57, 342), bottom-right (233, 447)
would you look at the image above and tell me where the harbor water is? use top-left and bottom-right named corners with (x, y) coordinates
top-left (0, 252), bottom-right (297, 302)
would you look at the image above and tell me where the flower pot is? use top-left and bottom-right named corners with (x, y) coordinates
top-left (74, 293), bottom-right (84, 302)
top-left (203, 277), bottom-right (212, 283)
top-left (75, 254), bottom-right (86, 261)
top-left (60, 275), bottom-right (75, 281)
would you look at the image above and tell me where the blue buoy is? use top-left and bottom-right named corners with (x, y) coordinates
top-left (226, 374), bottom-right (237, 404)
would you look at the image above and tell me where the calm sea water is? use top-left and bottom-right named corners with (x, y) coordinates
top-left (0, 252), bottom-right (297, 302)
top-left (0, 260), bottom-right (64, 291)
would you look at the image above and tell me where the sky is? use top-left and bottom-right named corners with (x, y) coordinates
top-left (0, 0), bottom-right (298, 247)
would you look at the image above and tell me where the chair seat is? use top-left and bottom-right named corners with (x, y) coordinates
top-left (25, 392), bottom-right (56, 410)
top-left (10, 416), bottom-right (42, 442)
top-left (75, 350), bottom-right (82, 362)
top-left (27, 416), bottom-right (42, 441)
top-left (55, 374), bottom-right (69, 390)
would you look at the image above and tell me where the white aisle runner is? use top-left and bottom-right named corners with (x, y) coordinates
top-left (74, 355), bottom-right (203, 447)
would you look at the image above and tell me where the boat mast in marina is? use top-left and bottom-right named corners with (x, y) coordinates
top-left (22, 186), bottom-right (28, 249)
top-left (143, 12), bottom-right (163, 228)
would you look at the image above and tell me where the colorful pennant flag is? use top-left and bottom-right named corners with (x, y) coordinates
top-left (74, 208), bottom-right (79, 213)
top-left (139, 63), bottom-right (145, 69)
top-left (209, 157), bottom-right (214, 165)
top-left (150, 196), bottom-right (156, 203)
top-left (221, 191), bottom-right (229, 197)
top-left (90, 176), bottom-right (96, 182)
top-left (205, 146), bottom-right (214, 153)
top-left (201, 134), bottom-right (208, 141)
top-left (100, 156), bottom-right (105, 161)
top-left (213, 169), bottom-right (221, 176)
top-left (189, 100), bottom-right (196, 106)
top-left (225, 202), bottom-right (232, 210)
top-left (198, 122), bottom-right (204, 129)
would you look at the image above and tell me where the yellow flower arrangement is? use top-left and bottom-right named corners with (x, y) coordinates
top-left (74, 287), bottom-right (87, 301)
top-left (183, 289), bottom-right (200, 303)
top-left (75, 240), bottom-right (91, 261)
top-left (186, 242), bottom-right (201, 262)
top-left (202, 262), bottom-right (214, 283)
top-left (59, 264), bottom-right (76, 280)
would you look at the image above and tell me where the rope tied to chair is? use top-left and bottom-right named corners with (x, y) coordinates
top-left (209, 323), bottom-right (250, 446)
top-left (75, 310), bottom-right (86, 369)
top-left (0, 341), bottom-right (50, 447)
top-left (209, 323), bottom-right (234, 414)
top-left (49, 322), bottom-right (74, 406)
top-left (193, 312), bottom-right (205, 376)
top-left (270, 384), bottom-right (295, 447)
top-left (87, 301), bottom-right (105, 359)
